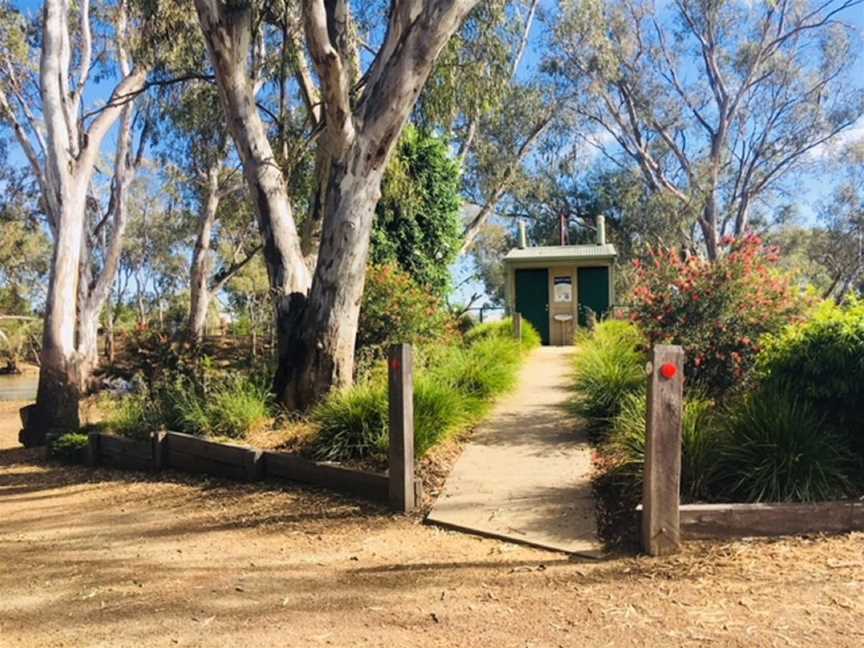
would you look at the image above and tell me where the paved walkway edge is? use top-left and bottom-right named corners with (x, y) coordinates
top-left (425, 346), bottom-right (604, 558)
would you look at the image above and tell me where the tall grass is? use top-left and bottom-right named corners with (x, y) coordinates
top-left (207, 375), bottom-right (273, 439)
top-left (572, 320), bottom-right (646, 427)
top-left (714, 386), bottom-right (855, 502)
top-left (109, 374), bottom-right (272, 441)
top-left (609, 391), bottom-right (723, 501)
top-left (311, 318), bottom-right (534, 462)
top-left (311, 382), bottom-right (389, 461)
top-left (464, 317), bottom-right (542, 350)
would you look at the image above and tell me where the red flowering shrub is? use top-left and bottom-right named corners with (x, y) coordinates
top-left (356, 263), bottom-right (458, 366)
top-left (630, 235), bottom-right (807, 395)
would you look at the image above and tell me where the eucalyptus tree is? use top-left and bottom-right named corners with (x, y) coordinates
top-left (416, 0), bottom-right (558, 254)
top-left (157, 82), bottom-right (260, 344)
top-left (810, 142), bottom-right (864, 300)
top-left (0, 0), bottom-right (161, 440)
top-left (549, 0), bottom-right (864, 260)
top-left (194, 0), bottom-right (481, 408)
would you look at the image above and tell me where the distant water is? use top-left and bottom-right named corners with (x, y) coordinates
top-left (0, 374), bottom-right (38, 401)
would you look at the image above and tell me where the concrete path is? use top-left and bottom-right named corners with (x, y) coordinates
top-left (427, 346), bottom-right (602, 557)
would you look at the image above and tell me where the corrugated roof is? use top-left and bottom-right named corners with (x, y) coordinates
top-left (503, 244), bottom-right (618, 263)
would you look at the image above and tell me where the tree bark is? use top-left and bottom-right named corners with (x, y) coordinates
top-left (276, 143), bottom-right (386, 406)
top-left (194, 0), bottom-right (312, 389)
top-left (272, 0), bottom-right (479, 409)
top-left (188, 164), bottom-right (221, 344)
top-left (24, 0), bottom-right (147, 444)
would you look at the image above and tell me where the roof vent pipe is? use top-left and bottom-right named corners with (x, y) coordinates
top-left (518, 220), bottom-right (527, 249)
top-left (596, 214), bottom-right (606, 246)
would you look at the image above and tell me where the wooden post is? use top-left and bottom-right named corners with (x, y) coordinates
top-left (85, 431), bottom-right (100, 468)
top-left (642, 344), bottom-right (684, 556)
top-left (513, 312), bottom-right (523, 342)
top-left (388, 343), bottom-right (415, 512)
top-left (152, 431), bottom-right (167, 470)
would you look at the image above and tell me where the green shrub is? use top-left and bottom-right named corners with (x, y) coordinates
top-left (311, 382), bottom-right (389, 462)
top-left (155, 376), bottom-right (209, 435)
top-left (48, 432), bottom-right (89, 464)
top-left (312, 321), bottom-right (532, 462)
top-left (610, 391), bottom-right (723, 501)
top-left (435, 336), bottom-right (521, 401)
top-left (413, 375), bottom-right (470, 456)
top-left (207, 375), bottom-right (272, 439)
top-left (109, 392), bottom-right (164, 441)
top-left (110, 373), bottom-right (272, 441)
top-left (370, 125), bottom-right (463, 296)
top-left (356, 263), bottom-right (458, 364)
top-left (714, 386), bottom-right (855, 502)
top-left (572, 320), bottom-right (646, 426)
top-left (757, 299), bottom-right (864, 457)
top-left (463, 317), bottom-right (541, 351)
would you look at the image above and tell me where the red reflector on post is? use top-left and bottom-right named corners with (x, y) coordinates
top-left (659, 363), bottom-right (677, 379)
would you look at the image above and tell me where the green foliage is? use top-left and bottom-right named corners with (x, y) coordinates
top-left (310, 382), bottom-right (389, 462)
top-left (110, 373), bottom-right (271, 441)
top-left (715, 387), bottom-right (855, 502)
top-left (48, 433), bottom-right (90, 464)
top-left (609, 392), bottom-right (722, 501)
top-left (371, 126), bottom-right (463, 296)
top-left (412, 376), bottom-right (470, 457)
top-left (757, 299), bottom-right (864, 455)
top-left (463, 316), bottom-right (541, 350)
top-left (631, 235), bottom-right (806, 396)
top-left (207, 375), bottom-right (272, 439)
top-left (572, 320), bottom-right (646, 425)
top-left (356, 263), bottom-right (458, 364)
top-left (110, 392), bottom-right (165, 441)
top-left (312, 320), bottom-right (531, 463)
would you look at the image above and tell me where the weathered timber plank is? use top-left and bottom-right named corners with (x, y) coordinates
top-left (388, 343), bottom-right (415, 512)
top-left (164, 432), bottom-right (255, 464)
top-left (263, 452), bottom-right (389, 502)
top-left (85, 432), bottom-right (100, 468)
top-left (152, 431), bottom-right (167, 470)
top-left (679, 502), bottom-right (864, 539)
top-left (165, 448), bottom-right (248, 481)
top-left (100, 451), bottom-right (155, 473)
top-left (99, 434), bottom-right (153, 461)
top-left (642, 345), bottom-right (684, 556)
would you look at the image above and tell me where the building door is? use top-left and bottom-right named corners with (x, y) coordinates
top-left (515, 269), bottom-right (549, 345)
top-left (577, 267), bottom-right (610, 326)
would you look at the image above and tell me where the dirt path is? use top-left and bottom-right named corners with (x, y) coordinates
top-left (429, 347), bottom-right (600, 555)
top-left (2, 402), bottom-right (864, 647)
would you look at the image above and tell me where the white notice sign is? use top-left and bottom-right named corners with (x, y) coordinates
top-left (553, 276), bottom-right (572, 303)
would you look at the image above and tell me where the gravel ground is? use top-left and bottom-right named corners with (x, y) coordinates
top-left (2, 401), bottom-right (864, 647)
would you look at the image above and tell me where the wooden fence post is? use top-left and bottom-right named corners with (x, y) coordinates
top-left (85, 431), bottom-right (100, 468)
top-left (642, 344), bottom-right (684, 556)
top-left (513, 312), bottom-right (523, 342)
top-left (388, 343), bottom-right (416, 512)
top-left (152, 431), bottom-right (167, 470)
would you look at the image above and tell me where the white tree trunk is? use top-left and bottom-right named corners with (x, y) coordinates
top-left (24, 0), bottom-right (147, 444)
top-left (277, 144), bottom-right (385, 405)
top-left (188, 164), bottom-right (221, 344)
top-left (275, 0), bottom-right (479, 408)
top-left (194, 0), bottom-right (311, 397)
